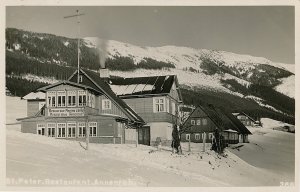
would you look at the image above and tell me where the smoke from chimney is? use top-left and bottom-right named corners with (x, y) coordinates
top-left (95, 38), bottom-right (107, 69)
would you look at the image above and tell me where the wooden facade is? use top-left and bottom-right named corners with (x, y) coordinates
top-left (181, 105), bottom-right (251, 144)
top-left (19, 69), bottom-right (145, 145)
top-left (181, 107), bottom-right (217, 143)
top-left (121, 84), bottom-right (181, 145)
top-left (233, 112), bottom-right (257, 126)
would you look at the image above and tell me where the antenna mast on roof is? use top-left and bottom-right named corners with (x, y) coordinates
top-left (64, 10), bottom-right (85, 83)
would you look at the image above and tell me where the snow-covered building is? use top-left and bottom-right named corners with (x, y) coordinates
top-left (22, 91), bottom-right (46, 116)
top-left (6, 87), bottom-right (12, 96)
top-left (18, 68), bottom-right (182, 146)
top-left (232, 112), bottom-right (259, 126)
top-left (181, 105), bottom-right (252, 144)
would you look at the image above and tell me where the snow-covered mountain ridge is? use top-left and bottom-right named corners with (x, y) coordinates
top-left (5, 28), bottom-right (295, 117)
top-left (83, 37), bottom-right (294, 98)
top-left (84, 37), bottom-right (295, 74)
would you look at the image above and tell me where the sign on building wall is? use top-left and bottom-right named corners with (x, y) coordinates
top-left (47, 108), bottom-right (84, 117)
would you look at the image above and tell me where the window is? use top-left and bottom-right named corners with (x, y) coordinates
top-left (191, 120), bottom-right (195, 125)
top-left (102, 99), bottom-right (111, 110)
top-left (51, 96), bottom-right (56, 107)
top-left (202, 118), bottom-right (207, 125)
top-left (67, 91), bottom-right (76, 107)
top-left (47, 91), bottom-right (56, 107)
top-left (37, 124), bottom-right (45, 135)
top-left (154, 97), bottom-right (165, 112)
top-left (79, 75), bottom-right (83, 83)
top-left (68, 95), bottom-right (76, 106)
top-left (186, 134), bottom-right (190, 140)
top-left (47, 123), bottom-right (56, 137)
top-left (78, 90), bottom-right (86, 106)
top-left (57, 91), bottom-right (66, 107)
top-left (171, 102), bottom-right (176, 115)
top-left (195, 134), bottom-right (200, 140)
top-left (89, 122), bottom-right (97, 137)
top-left (67, 123), bottom-right (76, 138)
top-left (78, 122), bottom-right (86, 137)
top-left (196, 119), bottom-right (201, 125)
top-left (209, 133), bottom-right (213, 139)
top-left (57, 123), bottom-right (66, 138)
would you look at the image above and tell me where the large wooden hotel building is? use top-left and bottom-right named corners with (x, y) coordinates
top-left (18, 68), bottom-right (183, 146)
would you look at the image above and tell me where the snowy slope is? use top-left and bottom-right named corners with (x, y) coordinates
top-left (275, 75), bottom-right (295, 98)
top-left (260, 118), bottom-right (294, 129)
top-left (84, 37), bottom-right (295, 74)
top-left (84, 37), bottom-right (295, 101)
top-left (273, 63), bottom-right (295, 73)
top-left (229, 126), bottom-right (295, 183)
top-left (6, 96), bottom-right (294, 186)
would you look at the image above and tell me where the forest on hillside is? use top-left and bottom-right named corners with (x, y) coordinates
top-left (5, 28), bottom-right (295, 124)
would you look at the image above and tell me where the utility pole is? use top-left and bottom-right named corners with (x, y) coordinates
top-left (64, 10), bottom-right (85, 83)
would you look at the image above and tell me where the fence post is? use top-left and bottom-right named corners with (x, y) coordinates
top-left (136, 128), bottom-right (138, 147)
top-left (203, 132), bottom-right (206, 152)
top-left (188, 136), bottom-right (191, 152)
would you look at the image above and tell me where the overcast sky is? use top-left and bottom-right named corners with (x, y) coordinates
top-left (6, 6), bottom-right (295, 64)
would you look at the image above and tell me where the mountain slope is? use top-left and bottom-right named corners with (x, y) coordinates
top-left (5, 28), bottom-right (295, 123)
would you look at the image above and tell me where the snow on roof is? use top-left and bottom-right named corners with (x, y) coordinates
top-left (22, 91), bottom-right (45, 100)
top-left (110, 84), bottom-right (154, 96)
top-left (223, 129), bottom-right (238, 133)
top-left (109, 75), bottom-right (176, 97)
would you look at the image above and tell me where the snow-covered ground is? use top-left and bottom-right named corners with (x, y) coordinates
top-left (5, 96), bottom-right (295, 186)
top-left (260, 118), bottom-right (294, 129)
top-left (229, 126), bottom-right (295, 183)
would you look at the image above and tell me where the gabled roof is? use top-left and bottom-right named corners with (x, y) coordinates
top-left (183, 104), bottom-right (251, 135)
top-left (232, 112), bottom-right (256, 122)
top-left (108, 75), bottom-right (183, 101)
top-left (68, 69), bottom-right (144, 125)
top-left (22, 91), bottom-right (45, 100)
top-left (222, 110), bottom-right (252, 135)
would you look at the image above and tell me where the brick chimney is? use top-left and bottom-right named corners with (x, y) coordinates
top-left (98, 68), bottom-right (110, 80)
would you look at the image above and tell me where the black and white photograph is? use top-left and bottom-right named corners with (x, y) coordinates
top-left (2, 1), bottom-right (298, 190)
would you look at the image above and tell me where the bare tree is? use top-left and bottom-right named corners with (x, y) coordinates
top-left (171, 107), bottom-right (194, 154)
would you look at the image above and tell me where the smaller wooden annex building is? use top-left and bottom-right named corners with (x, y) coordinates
top-left (181, 104), bottom-right (252, 144)
top-left (232, 112), bottom-right (260, 126)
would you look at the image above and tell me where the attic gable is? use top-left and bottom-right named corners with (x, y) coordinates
top-left (67, 69), bottom-right (145, 124)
